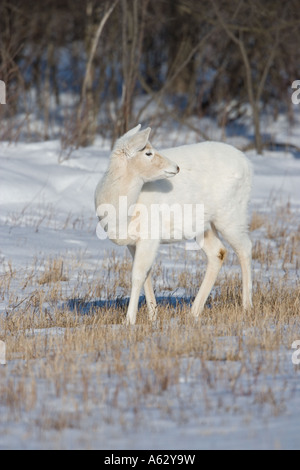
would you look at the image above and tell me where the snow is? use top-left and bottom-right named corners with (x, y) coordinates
top-left (0, 113), bottom-right (300, 450)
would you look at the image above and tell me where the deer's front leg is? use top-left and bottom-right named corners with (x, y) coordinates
top-left (126, 240), bottom-right (159, 325)
top-left (143, 274), bottom-right (157, 321)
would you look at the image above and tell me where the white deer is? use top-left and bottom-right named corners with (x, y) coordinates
top-left (95, 125), bottom-right (252, 325)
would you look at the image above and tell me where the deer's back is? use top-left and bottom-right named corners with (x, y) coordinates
top-left (140, 141), bottom-right (252, 212)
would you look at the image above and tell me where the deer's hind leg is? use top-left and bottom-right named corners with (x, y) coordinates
top-left (220, 228), bottom-right (252, 311)
top-left (191, 225), bottom-right (227, 318)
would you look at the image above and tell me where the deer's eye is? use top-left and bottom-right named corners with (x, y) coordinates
top-left (146, 151), bottom-right (152, 157)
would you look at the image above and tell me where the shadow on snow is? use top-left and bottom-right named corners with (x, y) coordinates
top-left (64, 295), bottom-right (201, 315)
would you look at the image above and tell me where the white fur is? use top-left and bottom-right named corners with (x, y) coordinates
top-left (95, 126), bottom-right (253, 325)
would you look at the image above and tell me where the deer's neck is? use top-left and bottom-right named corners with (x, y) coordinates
top-left (98, 161), bottom-right (143, 209)
top-left (96, 159), bottom-right (144, 244)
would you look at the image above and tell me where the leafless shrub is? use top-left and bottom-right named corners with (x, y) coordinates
top-left (0, 0), bottom-right (299, 150)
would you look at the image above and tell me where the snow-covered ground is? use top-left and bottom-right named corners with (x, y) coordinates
top-left (0, 114), bottom-right (300, 449)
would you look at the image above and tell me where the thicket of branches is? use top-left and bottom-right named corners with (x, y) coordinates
top-left (0, 0), bottom-right (299, 152)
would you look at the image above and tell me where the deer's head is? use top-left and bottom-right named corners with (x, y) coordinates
top-left (113, 125), bottom-right (180, 183)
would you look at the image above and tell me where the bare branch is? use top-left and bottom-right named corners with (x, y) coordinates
top-left (81, 0), bottom-right (119, 101)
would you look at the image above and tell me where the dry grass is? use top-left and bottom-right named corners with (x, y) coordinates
top-left (38, 259), bottom-right (69, 285)
top-left (0, 202), bottom-right (299, 447)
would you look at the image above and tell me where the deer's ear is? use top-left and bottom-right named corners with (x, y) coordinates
top-left (113, 124), bottom-right (144, 154)
top-left (127, 128), bottom-right (151, 155)
top-left (121, 124), bottom-right (141, 140)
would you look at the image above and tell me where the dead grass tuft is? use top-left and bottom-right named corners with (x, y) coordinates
top-left (38, 259), bottom-right (69, 284)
